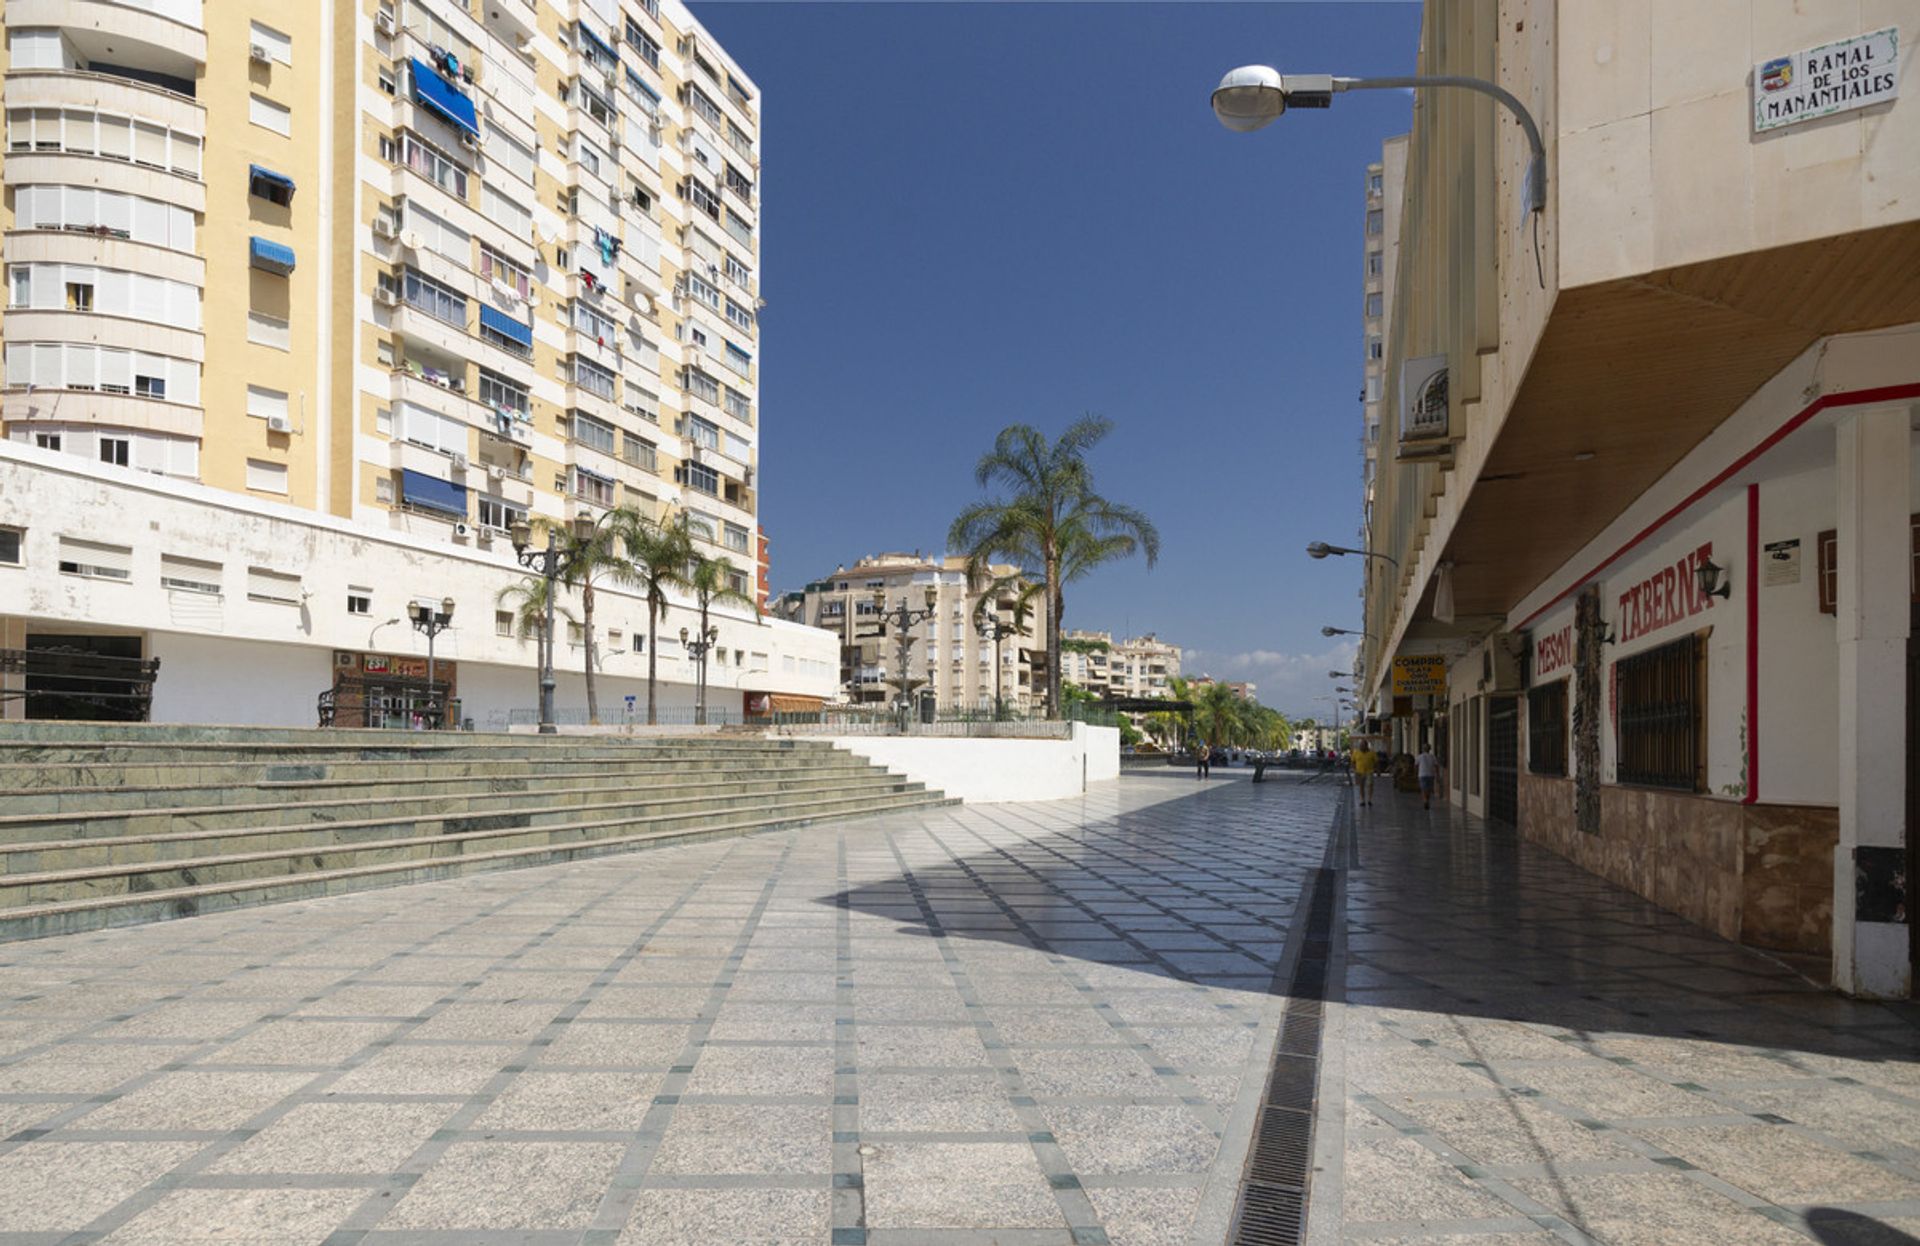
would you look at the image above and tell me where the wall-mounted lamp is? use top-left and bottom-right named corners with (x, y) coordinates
top-left (1696, 556), bottom-right (1732, 601)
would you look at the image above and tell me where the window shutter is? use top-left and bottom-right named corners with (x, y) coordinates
top-left (58, 537), bottom-right (132, 579)
top-left (247, 567), bottom-right (300, 603)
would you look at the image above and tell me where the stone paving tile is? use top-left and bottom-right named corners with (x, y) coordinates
top-left (1334, 786), bottom-right (1920, 1245)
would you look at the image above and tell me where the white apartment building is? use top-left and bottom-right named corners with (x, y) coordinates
top-left (1058, 630), bottom-right (1180, 701)
top-left (0, 0), bottom-right (837, 726)
top-left (777, 553), bottom-right (1048, 712)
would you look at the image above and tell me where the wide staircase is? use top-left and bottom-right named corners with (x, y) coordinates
top-left (0, 724), bottom-right (952, 942)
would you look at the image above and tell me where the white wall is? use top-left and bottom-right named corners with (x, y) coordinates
top-left (0, 443), bottom-right (839, 726)
top-left (833, 723), bottom-right (1120, 804)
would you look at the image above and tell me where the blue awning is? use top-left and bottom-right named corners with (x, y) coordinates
top-left (401, 469), bottom-right (467, 518)
top-left (479, 305), bottom-right (532, 349)
top-left (249, 236), bottom-right (296, 275)
top-left (248, 164), bottom-right (295, 198)
top-left (410, 58), bottom-right (479, 137)
top-left (625, 68), bottom-right (658, 102)
top-left (578, 23), bottom-right (618, 65)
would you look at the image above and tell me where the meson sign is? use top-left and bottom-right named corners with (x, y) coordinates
top-left (1534, 623), bottom-right (1573, 679)
top-left (1617, 543), bottom-right (1719, 644)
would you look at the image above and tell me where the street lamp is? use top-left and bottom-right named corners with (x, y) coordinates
top-left (976, 597), bottom-right (1023, 721)
top-left (679, 623), bottom-right (721, 725)
top-left (1210, 64), bottom-right (1547, 214)
top-left (875, 583), bottom-right (942, 730)
top-left (511, 514), bottom-right (597, 734)
top-left (1306, 541), bottom-right (1399, 567)
top-left (1322, 626), bottom-right (1377, 640)
top-left (407, 595), bottom-right (456, 727)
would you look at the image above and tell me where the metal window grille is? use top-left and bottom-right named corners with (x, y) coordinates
top-left (1526, 679), bottom-right (1568, 777)
top-left (1615, 634), bottom-right (1703, 791)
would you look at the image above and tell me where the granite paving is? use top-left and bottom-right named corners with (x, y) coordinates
top-left (0, 770), bottom-right (1333, 1245)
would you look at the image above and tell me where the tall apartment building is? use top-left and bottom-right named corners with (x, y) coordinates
top-left (1359, 1), bottom-right (1919, 996)
top-left (777, 553), bottom-right (1048, 712)
top-left (0, 0), bottom-right (837, 725)
top-left (1058, 630), bottom-right (1180, 701)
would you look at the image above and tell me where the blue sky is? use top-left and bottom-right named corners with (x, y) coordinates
top-left (691, 1), bottom-right (1422, 718)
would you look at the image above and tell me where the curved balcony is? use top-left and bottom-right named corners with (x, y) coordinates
top-left (2, 151), bottom-right (206, 215)
top-left (3, 69), bottom-right (202, 131)
top-left (3, 229), bottom-right (203, 286)
top-left (1, 387), bottom-right (202, 438)
top-left (4, 0), bottom-right (206, 67)
top-left (1, 309), bottom-right (202, 362)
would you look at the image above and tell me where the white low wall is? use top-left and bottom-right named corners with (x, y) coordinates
top-left (833, 722), bottom-right (1121, 804)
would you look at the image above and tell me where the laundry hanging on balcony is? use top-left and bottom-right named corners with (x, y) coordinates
top-left (593, 227), bottom-right (621, 267)
top-left (409, 57), bottom-right (479, 138)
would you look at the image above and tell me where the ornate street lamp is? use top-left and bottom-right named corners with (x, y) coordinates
top-left (511, 514), bottom-right (596, 734)
top-left (680, 623), bottom-right (721, 725)
top-left (875, 583), bottom-right (942, 730)
top-left (407, 595), bottom-right (456, 727)
top-left (976, 596), bottom-right (1023, 721)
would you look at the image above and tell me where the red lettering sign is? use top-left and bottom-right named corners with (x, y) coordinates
top-left (1534, 624), bottom-right (1573, 679)
top-left (1616, 542), bottom-right (1715, 644)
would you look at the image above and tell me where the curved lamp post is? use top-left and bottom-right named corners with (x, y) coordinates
top-left (1307, 541), bottom-right (1400, 567)
top-left (1211, 65), bottom-right (1547, 214)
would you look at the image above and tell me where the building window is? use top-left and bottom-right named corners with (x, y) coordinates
top-left (1615, 634), bottom-right (1704, 792)
top-left (58, 537), bottom-right (132, 581)
top-left (570, 356), bottom-right (616, 400)
top-left (477, 496), bottom-right (526, 531)
top-left (0, 526), bottom-right (22, 566)
top-left (724, 522), bottom-right (749, 553)
top-left (622, 433), bottom-right (657, 471)
top-left (1367, 250), bottom-right (1383, 275)
top-left (402, 269), bottom-right (466, 326)
top-left (683, 414), bottom-right (719, 450)
top-left (249, 95), bottom-right (291, 137)
top-left (1365, 292), bottom-right (1383, 317)
top-left (496, 608), bottom-right (514, 637)
top-left (1527, 679), bottom-right (1568, 777)
top-left (676, 460), bottom-right (719, 497)
top-left (98, 436), bottom-right (130, 467)
top-left (1367, 337), bottom-right (1383, 361)
top-left (478, 369), bottom-right (529, 417)
top-left (247, 566), bottom-right (301, 604)
top-left (570, 411), bottom-right (616, 455)
top-left (1366, 209), bottom-right (1383, 236)
top-left (574, 468), bottom-right (614, 506)
top-left (347, 591), bottom-right (371, 616)
top-left (245, 458), bottom-right (289, 495)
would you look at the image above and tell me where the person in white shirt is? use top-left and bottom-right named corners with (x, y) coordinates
top-left (1415, 744), bottom-right (1441, 810)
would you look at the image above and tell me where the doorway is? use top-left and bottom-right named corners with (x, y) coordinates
top-left (1488, 695), bottom-right (1520, 826)
top-left (1908, 601), bottom-right (1917, 994)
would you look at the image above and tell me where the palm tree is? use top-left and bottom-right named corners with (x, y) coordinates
top-left (496, 575), bottom-right (576, 719)
top-left (950, 416), bottom-right (1159, 718)
top-left (685, 553), bottom-right (759, 724)
top-left (608, 510), bottom-right (694, 726)
top-left (1193, 682), bottom-right (1244, 751)
top-left (556, 518), bottom-right (629, 725)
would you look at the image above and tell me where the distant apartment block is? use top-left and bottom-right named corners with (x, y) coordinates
top-left (1058, 630), bottom-right (1180, 701)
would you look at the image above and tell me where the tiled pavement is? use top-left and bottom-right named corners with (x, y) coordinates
top-left (7, 767), bottom-right (1920, 1246)
top-left (1330, 783), bottom-right (1920, 1246)
top-left (0, 771), bottom-right (1337, 1245)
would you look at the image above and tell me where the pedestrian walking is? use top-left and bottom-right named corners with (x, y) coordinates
top-left (1195, 741), bottom-right (1211, 779)
top-left (1416, 743), bottom-right (1440, 809)
top-left (1351, 741), bottom-right (1377, 806)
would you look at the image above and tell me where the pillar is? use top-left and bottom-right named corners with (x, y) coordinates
top-left (1832, 404), bottom-right (1914, 997)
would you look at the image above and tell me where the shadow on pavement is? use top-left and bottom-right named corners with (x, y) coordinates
top-left (825, 772), bottom-right (1920, 1068)
top-left (1806, 1208), bottom-right (1920, 1245)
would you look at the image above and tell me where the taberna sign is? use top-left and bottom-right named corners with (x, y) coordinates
top-left (1753, 27), bottom-right (1899, 133)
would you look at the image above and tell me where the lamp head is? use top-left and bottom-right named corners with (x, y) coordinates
top-left (509, 520), bottom-right (532, 550)
top-left (1306, 541), bottom-right (1332, 560)
top-left (1696, 555), bottom-right (1732, 600)
top-left (571, 513), bottom-right (596, 542)
top-left (923, 585), bottom-right (938, 608)
top-left (1321, 626), bottom-right (1341, 637)
top-left (679, 626), bottom-right (689, 644)
top-left (407, 601), bottom-right (423, 623)
top-left (1212, 65), bottom-right (1287, 132)
top-left (440, 596), bottom-right (455, 620)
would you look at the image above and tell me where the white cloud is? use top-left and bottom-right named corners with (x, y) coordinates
top-left (1180, 640), bottom-right (1358, 718)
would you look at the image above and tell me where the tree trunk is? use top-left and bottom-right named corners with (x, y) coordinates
top-left (583, 582), bottom-right (599, 725)
top-left (646, 592), bottom-right (660, 726)
top-left (1045, 553), bottom-right (1062, 720)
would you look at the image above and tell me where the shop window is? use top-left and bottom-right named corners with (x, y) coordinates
top-left (1616, 633), bottom-right (1705, 792)
top-left (1526, 680), bottom-right (1568, 777)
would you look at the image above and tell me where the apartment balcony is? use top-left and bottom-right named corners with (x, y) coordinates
top-left (6, 0), bottom-right (206, 68)
top-left (381, 297), bottom-right (473, 367)
top-left (390, 435), bottom-right (474, 482)
top-left (4, 229), bottom-right (203, 287)
top-left (2, 309), bottom-right (202, 363)
top-left (1, 150), bottom-right (204, 215)
top-left (1, 386), bottom-right (201, 438)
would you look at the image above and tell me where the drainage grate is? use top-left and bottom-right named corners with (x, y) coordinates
top-left (1228, 866), bottom-right (1337, 1246)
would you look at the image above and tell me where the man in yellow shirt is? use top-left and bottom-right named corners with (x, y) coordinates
top-left (1351, 742), bottom-right (1378, 806)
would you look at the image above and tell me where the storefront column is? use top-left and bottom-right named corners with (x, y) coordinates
top-left (1832, 403), bottom-right (1914, 997)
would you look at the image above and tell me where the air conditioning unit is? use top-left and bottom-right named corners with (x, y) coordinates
top-left (449, 451), bottom-right (469, 471)
top-left (374, 10), bottom-right (395, 34)
top-left (250, 43), bottom-right (273, 64)
top-left (459, 132), bottom-right (480, 150)
top-left (453, 521), bottom-right (471, 538)
top-left (372, 217), bottom-right (397, 239)
top-left (266, 413), bottom-right (292, 434)
top-left (487, 464), bottom-right (505, 482)
top-left (375, 286), bottom-right (399, 306)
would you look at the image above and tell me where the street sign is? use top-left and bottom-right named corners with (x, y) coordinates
top-left (1753, 27), bottom-right (1899, 133)
top-left (1391, 655), bottom-right (1447, 696)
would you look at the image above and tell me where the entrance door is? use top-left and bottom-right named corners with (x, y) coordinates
top-left (1488, 696), bottom-right (1520, 826)
top-left (1908, 601), bottom-right (1917, 993)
